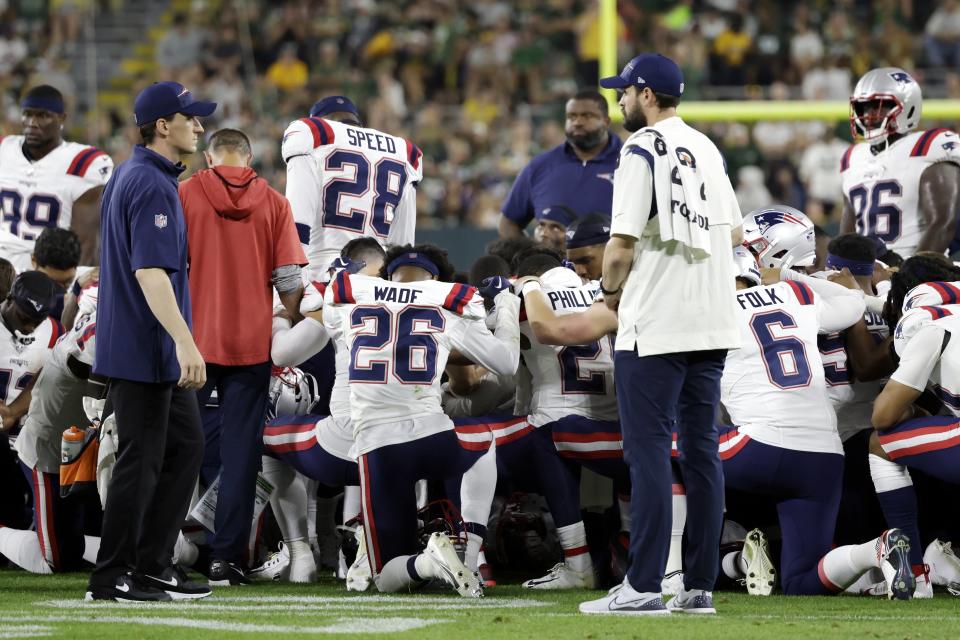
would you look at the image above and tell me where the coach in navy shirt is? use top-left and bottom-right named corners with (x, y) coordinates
top-left (498, 90), bottom-right (621, 239)
top-left (89, 82), bottom-right (215, 602)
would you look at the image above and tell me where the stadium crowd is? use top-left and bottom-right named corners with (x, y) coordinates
top-left (5, 0), bottom-right (960, 230)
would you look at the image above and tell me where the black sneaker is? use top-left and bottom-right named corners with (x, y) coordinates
top-left (209, 558), bottom-right (249, 586)
top-left (85, 572), bottom-right (172, 602)
top-left (141, 565), bottom-right (212, 600)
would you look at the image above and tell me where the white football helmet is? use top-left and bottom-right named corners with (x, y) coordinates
top-left (732, 245), bottom-right (762, 286)
top-left (850, 67), bottom-right (922, 143)
top-left (742, 205), bottom-right (816, 270)
top-left (268, 367), bottom-right (321, 417)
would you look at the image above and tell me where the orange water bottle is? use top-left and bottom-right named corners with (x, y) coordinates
top-left (61, 426), bottom-right (85, 463)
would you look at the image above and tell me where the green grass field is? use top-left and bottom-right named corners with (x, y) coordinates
top-left (1, 569), bottom-right (959, 639)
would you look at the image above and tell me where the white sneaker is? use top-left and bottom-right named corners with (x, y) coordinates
top-left (661, 570), bottom-right (684, 596)
top-left (346, 528), bottom-right (371, 592)
top-left (924, 539), bottom-right (960, 586)
top-left (287, 540), bottom-right (318, 584)
top-left (741, 528), bottom-right (776, 596)
top-left (914, 568), bottom-right (933, 599)
top-left (424, 532), bottom-right (483, 598)
top-left (249, 543), bottom-right (290, 581)
top-left (522, 562), bottom-right (596, 590)
top-left (579, 580), bottom-right (670, 616)
top-left (877, 529), bottom-right (915, 601)
top-left (666, 588), bottom-right (716, 614)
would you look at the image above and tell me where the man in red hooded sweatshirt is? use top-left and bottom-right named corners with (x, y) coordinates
top-left (179, 128), bottom-right (306, 585)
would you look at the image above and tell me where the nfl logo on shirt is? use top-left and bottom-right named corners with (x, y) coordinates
top-left (154, 213), bottom-right (167, 229)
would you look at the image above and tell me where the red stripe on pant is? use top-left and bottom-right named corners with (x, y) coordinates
top-left (360, 455), bottom-right (383, 573)
top-left (817, 557), bottom-right (843, 593)
top-left (563, 545), bottom-right (590, 558)
top-left (32, 469), bottom-right (59, 570)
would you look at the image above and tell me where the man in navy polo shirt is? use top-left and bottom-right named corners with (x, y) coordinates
top-left (87, 82), bottom-right (216, 602)
top-left (498, 90), bottom-right (621, 239)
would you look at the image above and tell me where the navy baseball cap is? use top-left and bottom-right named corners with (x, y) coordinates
top-left (310, 96), bottom-right (360, 119)
top-left (539, 205), bottom-right (579, 227)
top-left (599, 53), bottom-right (685, 98)
top-left (134, 81), bottom-right (217, 126)
top-left (8, 270), bottom-right (58, 321)
top-left (565, 213), bottom-right (611, 249)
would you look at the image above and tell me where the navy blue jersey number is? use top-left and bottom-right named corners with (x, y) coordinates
top-left (750, 310), bottom-right (812, 389)
top-left (558, 342), bottom-right (606, 394)
top-left (1, 190), bottom-right (61, 240)
top-left (322, 151), bottom-right (407, 238)
top-left (348, 306), bottom-right (443, 384)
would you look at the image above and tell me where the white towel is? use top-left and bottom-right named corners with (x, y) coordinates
top-left (96, 413), bottom-right (118, 509)
top-left (638, 128), bottom-right (712, 258)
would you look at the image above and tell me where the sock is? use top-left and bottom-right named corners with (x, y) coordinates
top-left (463, 523), bottom-right (486, 572)
top-left (315, 495), bottom-right (338, 537)
top-left (818, 538), bottom-right (881, 590)
top-left (83, 535), bottom-right (100, 565)
top-left (306, 479), bottom-right (319, 548)
top-left (261, 456), bottom-right (308, 543)
top-left (0, 527), bottom-right (53, 574)
top-left (721, 550), bottom-right (743, 580)
top-left (172, 532), bottom-right (197, 567)
top-left (666, 488), bottom-right (686, 575)
top-left (869, 455), bottom-right (923, 566)
top-left (372, 554), bottom-right (421, 592)
top-left (287, 539), bottom-right (313, 561)
top-left (343, 485), bottom-right (362, 523)
top-left (617, 493), bottom-right (632, 533)
top-left (557, 522), bottom-right (591, 573)
top-left (460, 445), bottom-right (497, 529)
top-left (413, 552), bottom-right (439, 581)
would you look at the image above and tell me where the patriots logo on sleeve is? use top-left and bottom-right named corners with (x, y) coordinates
top-left (889, 71), bottom-right (913, 85)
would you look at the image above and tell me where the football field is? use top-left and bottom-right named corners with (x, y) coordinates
top-left (1, 569), bottom-right (958, 639)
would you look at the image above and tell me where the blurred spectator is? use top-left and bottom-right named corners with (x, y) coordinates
top-left (801, 55), bottom-right (852, 100)
top-left (266, 43), bottom-right (309, 93)
top-left (925, 0), bottom-right (960, 67)
top-left (735, 166), bottom-right (773, 214)
top-left (712, 15), bottom-right (752, 85)
top-left (799, 126), bottom-right (849, 223)
top-left (156, 14), bottom-right (207, 74)
top-left (790, 10), bottom-right (824, 73)
top-left (0, 23), bottom-right (28, 76)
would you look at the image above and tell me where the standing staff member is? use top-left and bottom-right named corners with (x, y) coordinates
top-left (87, 82), bottom-right (216, 602)
top-left (579, 54), bottom-right (742, 616)
top-left (180, 128), bottom-right (306, 585)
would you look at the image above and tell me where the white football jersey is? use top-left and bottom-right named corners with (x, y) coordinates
top-left (323, 272), bottom-right (519, 455)
top-left (722, 281), bottom-right (842, 454)
top-left (892, 303), bottom-right (960, 416)
top-left (840, 128), bottom-right (960, 258)
top-left (61, 280), bottom-right (98, 366)
top-left (521, 268), bottom-right (617, 427)
top-left (0, 135), bottom-right (113, 247)
top-left (833, 308), bottom-right (889, 442)
top-left (0, 316), bottom-right (59, 406)
top-left (281, 118), bottom-right (422, 278)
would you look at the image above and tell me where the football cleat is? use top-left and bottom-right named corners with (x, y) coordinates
top-left (249, 543), bottom-right (290, 582)
top-left (424, 532), bottom-right (483, 598)
top-left (924, 539), bottom-right (960, 587)
top-left (741, 528), bottom-right (776, 596)
top-left (877, 529), bottom-right (915, 600)
top-left (661, 570), bottom-right (684, 597)
top-left (914, 566), bottom-right (933, 599)
top-left (346, 527), bottom-right (371, 592)
top-left (522, 562), bottom-right (596, 590)
top-left (579, 580), bottom-right (670, 616)
top-left (666, 588), bottom-right (716, 614)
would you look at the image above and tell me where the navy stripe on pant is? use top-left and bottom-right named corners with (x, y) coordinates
top-left (720, 427), bottom-right (842, 595)
top-left (615, 348), bottom-right (726, 593)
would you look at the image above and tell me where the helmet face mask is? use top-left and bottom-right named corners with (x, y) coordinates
top-left (849, 67), bottom-right (922, 144)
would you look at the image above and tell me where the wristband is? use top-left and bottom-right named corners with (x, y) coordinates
top-left (521, 281), bottom-right (542, 296)
top-left (600, 281), bottom-right (622, 296)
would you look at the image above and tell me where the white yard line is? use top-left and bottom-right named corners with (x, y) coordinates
top-left (1, 614), bottom-right (438, 635)
top-left (40, 596), bottom-right (550, 612)
top-left (0, 626), bottom-right (52, 640)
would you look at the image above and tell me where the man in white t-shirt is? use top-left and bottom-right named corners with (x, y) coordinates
top-left (580, 53), bottom-right (742, 616)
